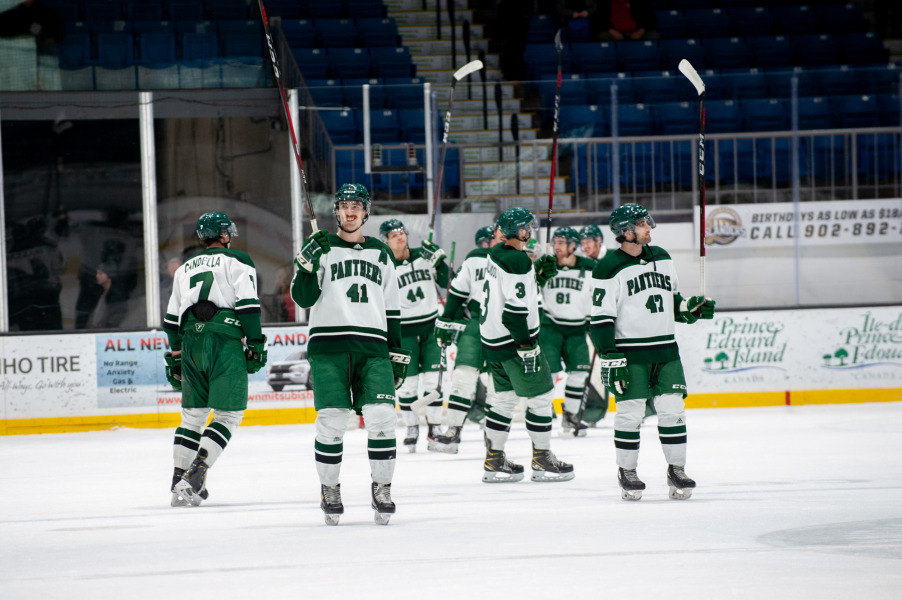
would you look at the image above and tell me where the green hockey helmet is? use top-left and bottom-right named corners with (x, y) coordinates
top-left (379, 218), bottom-right (408, 241)
top-left (579, 224), bottom-right (604, 242)
top-left (609, 203), bottom-right (655, 237)
top-left (552, 226), bottom-right (581, 247)
top-left (496, 206), bottom-right (537, 240)
top-left (333, 183), bottom-right (371, 228)
top-left (474, 225), bottom-right (495, 246)
top-left (196, 211), bottom-right (238, 241)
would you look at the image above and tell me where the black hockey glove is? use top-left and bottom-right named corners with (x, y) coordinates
top-left (389, 348), bottom-right (411, 389)
top-left (164, 351), bottom-right (182, 391)
top-left (245, 335), bottom-right (268, 374)
top-left (600, 353), bottom-right (629, 395)
top-left (435, 316), bottom-right (466, 348)
top-left (296, 230), bottom-right (331, 272)
top-left (419, 239), bottom-right (446, 268)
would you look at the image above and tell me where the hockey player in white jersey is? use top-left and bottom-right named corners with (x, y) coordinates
top-left (589, 203), bottom-right (714, 501)
top-left (291, 184), bottom-right (408, 525)
top-left (379, 218), bottom-right (449, 453)
top-left (579, 224), bottom-right (607, 260)
top-left (164, 211), bottom-right (268, 507)
top-left (431, 224), bottom-right (497, 453)
top-left (539, 226), bottom-right (596, 436)
top-left (480, 207), bottom-right (574, 483)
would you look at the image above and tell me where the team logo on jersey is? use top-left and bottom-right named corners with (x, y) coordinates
top-left (195, 324), bottom-right (205, 332)
top-left (705, 207), bottom-right (745, 246)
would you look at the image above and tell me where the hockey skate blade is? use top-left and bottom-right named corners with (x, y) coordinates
top-left (324, 514), bottom-right (341, 526)
top-left (668, 486), bottom-right (693, 500)
top-left (428, 442), bottom-right (459, 454)
top-left (173, 479), bottom-right (204, 507)
top-left (170, 492), bottom-right (189, 507)
top-left (404, 443), bottom-right (417, 454)
top-left (621, 488), bottom-right (643, 501)
top-left (530, 470), bottom-right (575, 482)
top-left (373, 511), bottom-right (392, 525)
top-left (560, 428), bottom-right (587, 438)
top-left (410, 390), bottom-right (440, 411)
top-left (482, 471), bottom-right (525, 483)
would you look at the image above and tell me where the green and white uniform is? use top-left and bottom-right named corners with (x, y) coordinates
top-left (441, 246), bottom-right (490, 427)
top-left (164, 248), bottom-right (262, 472)
top-left (589, 245), bottom-right (689, 470)
top-left (395, 247), bottom-right (449, 427)
top-left (480, 243), bottom-right (555, 453)
top-left (291, 234), bottom-right (401, 487)
top-left (539, 257), bottom-right (596, 418)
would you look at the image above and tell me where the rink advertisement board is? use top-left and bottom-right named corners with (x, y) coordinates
top-left (1, 307), bottom-right (900, 433)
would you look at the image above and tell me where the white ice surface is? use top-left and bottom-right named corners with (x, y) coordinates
top-left (2, 402), bottom-right (901, 599)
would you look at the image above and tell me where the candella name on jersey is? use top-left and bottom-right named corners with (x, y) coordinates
top-left (397, 268), bottom-right (432, 289)
top-left (330, 259), bottom-right (383, 285)
top-left (184, 254), bottom-right (223, 272)
top-left (627, 272), bottom-right (672, 296)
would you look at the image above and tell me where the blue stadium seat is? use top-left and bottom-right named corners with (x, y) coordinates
top-left (281, 20), bottom-right (316, 48)
top-left (175, 20), bottom-right (214, 34)
top-left (727, 6), bottom-right (774, 36)
top-left (878, 94), bottom-right (899, 127)
top-left (526, 14), bottom-right (556, 44)
top-left (704, 99), bottom-right (742, 134)
top-left (90, 20), bottom-right (131, 35)
top-left (217, 20), bottom-right (260, 36)
top-left (744, 98), bottom-right (788, 132)
top-left (97, 33), bottom-right (134, 66)
top-left (726, 68), bottom-right (767, 101)
top-left (58, 33), bottom-right (92, 67)
top-left (205, 0), bottom-right (248, 20)
top-left (126, 2), bottom-right (163, 21)
top-left (292, 47), bottom-right (329, 78)
top-left (772, 5), bottom-right (818, 35)
top-left (797, 96), bottom-right (834, 130)
top-left (792, 34), bottom-right (838, 67)
top-left (398, 108), bottom-right (426, 142)
top-left (654, 10), bottom-right (687, 39)
top-left (134, 21), bottom-right (175, 35)
top-left (705, 37), bottom-right (750, 70)
top-left (222, 34), bottom-right (262, 58)
top-left (534, 74), bottom-right (587, 113)
top-left (181, 32), bottom-right (218, 61)
top-left (385, 77), bottom-right (425, 109)
top-left (343, 77), bottom-right (388, 109)
top-left (139, 33), bottom-right (177, 64)
top-left (616, 103), bottom-right (654, 136)
top-left (321, 109), bottom-right (360, 144)
top-left (524, 43), bottom-right (574, 79)
top-left (813, 66), bottom-right (859, 97)
top-left (333, 149), bottom-right (365, 188)
top-left (316, 19), bottom-right (358, 48)
top-left (585, 75), bottom-right (622, 104)
top-left (42, 0), bottom-right (79, 22)
top-left (329, 48), bottom-right (371, 78)
top-left (571, 42), bottom-right (617, 75)
top-left (85, 1), bottom-right (122, 21)
top-left (266, 0), bottom-right (304, 19)
top-left (764, 67), bottom-right (819, 98)
top-left (356, 18), bottom-right (398, 47)
top-left (749, 35), bottom-right (793, 68)
top-left (832, 95), bottom-right (879, 129)
top-left (655, 101), bottom-right (698, 135)
top-left (860, 63), bottom-right (902, 96)
top-left (631, 72), bottom-right (679, 104)
top-left (616, 40), bottom-right (661, 72)
top-left (817, 2), bottom-right (867, 34)
top-left (346, 0), bottom-right (385, 19)
top-left (303, 0), bottom-right (343, 19)
top-left (836, 32), bottom-right (889, 65)
top-left (369, 46), bottom-right (413, 78)
top-left (306, 78), bottom-right (344, 106)
top-left (168, 2), bottom-right (204, 21)
top-left (685, 8), bottom-right (731, 38)
top-left (368, 109), bottom-right (400, 143)
top-left (560, 104), bottom-right (609, 138)
top-left (659, 39), bottom-right (703, 73)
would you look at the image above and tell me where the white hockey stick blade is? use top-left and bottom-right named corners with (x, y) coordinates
top-left (410, 389), bottom-right (441, 411)
top-left (678, 59), bottom-right (705, 95)
top-left (554, 29), bottom-right (563, 52)
top-left (453, 59), bottom-right (484, 81)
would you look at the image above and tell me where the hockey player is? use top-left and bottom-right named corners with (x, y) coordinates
top-left (291, 184), bottom-right (408, 525)
top-left (579, 224), bottom-right (607, 260)
top-left (479, 207), bottom-right (574, 483)
top-left (589, 203), bottom-right (714, 501)
top-left (539, 226), bottom-right (596, 436)
top-left (164, 212), bottom-right (268, 507)
top-left (431, 224), bottom-right (497, 453)
top-left (380, 218), bottom-right (449, 453)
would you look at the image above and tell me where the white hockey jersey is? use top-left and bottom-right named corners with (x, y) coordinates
top-left (395, 247), bottom-right (442, 328)
top-left (447, 246), bottom-right (490, 316)
top-left (541, 256), bottom-right (595, 329)
top-left (480, 243), bottom-right (541, 360)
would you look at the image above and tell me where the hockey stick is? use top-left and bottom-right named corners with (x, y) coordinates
top-left (430, 59), bottom-right (484, 239)
top-left (257, 0), bottom-right (319, 233)
top-left (546, 29), bottom-right (564, 251)
top-left (511, 112), bottom-right (520, 195)
top-left (463, 21), bottom-right (472, 99)
top-left (410, 241), bottom-right (457, 411)
top-left (570, 350), bottom-right (597, 436)
top-left (679, 59), bottom-right (706, 296)
top-left (478, 49), bottom-right (488, 129)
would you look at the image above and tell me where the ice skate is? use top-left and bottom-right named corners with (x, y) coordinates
top-left (403, 425), bottom-right (419, 453)
top-left (430, 425), bottom-right (462, 454)
top-left (425, 424), bottom-right (442, 453)
top-left (667, 465), bottom-right (696, 500)
top-left (174, 449), bottom-right (210, 507)
top-left (482, 447), bottom-right (525, 483)
top-left (371, 482), bottom-right (395, 525)
top-left (320, 484), bottom-right (344, 525)
top-left (530, 446), bottom-right (575, 482)
top-left (561, 410), bottom-right (588, 438)
top-left (618, 467), bottom-right (646, 501)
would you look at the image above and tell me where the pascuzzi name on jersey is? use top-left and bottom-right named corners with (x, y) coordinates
top-left (627, 272), bottom-right (672, 296)
top-left (330, 259), bottom-right (383, 284)
top-left (545, 277), bottom-right (584, 291)
top-left (397, 268), bottom-right (433, 288)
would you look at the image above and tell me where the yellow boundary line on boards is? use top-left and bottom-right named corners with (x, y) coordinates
top-left (2, 389), bottom-right (900, 436)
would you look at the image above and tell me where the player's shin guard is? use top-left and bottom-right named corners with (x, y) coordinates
top-left (562, 371), bottom-right (589, 415)
top-left (397, 376), bottom-right (419, 426)
top-left (654, 393), bottom-right (688, 466)
top-left (198, 410), bottom-right (243, 467)
top-left (363, 403), bottom-right (396, 485)
top-left (613, 398), bottom-right (645, 470)
top-left (445, 365), bottom-right (479, 427)
top-left (483, 390), bottom-right (517, 451)
top-left (315, 408), bottom-right (349, 486)
top-left (525, 391), bottom-right (554, 450)
top-left (173, 407), bottom-right (208, 470)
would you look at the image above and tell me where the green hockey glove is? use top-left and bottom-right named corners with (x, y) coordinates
top-left (516, 344), bottom-right (542, 374)
top-left (245, 335), bottom-right (268, 374)
top-left (164, 351), bottom-right (182, 391)
top-left (389, 348), bottom-right (412, 389)
top-left (533, 255), bottom-right (558, 287)
top-left (295, 230), bottom-right (331, 272)
top-left (435, 316), bottom-right (466, 348)
top-left (419, 239), bottom-right (446, 268)
top-left (600, 353), bottom-right (629, 395)
top-left (678, 295), bottom-right (715, 324)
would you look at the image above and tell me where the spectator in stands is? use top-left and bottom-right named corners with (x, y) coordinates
top-left (555, 0), bottom-right (602, 41)
top-left (88, 262), bottom-right (132, 329)
top-left (598, 0), bottom-right (657, 42)
top-left (262, 264), bottom-right (297, 323)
